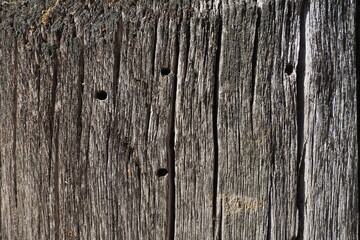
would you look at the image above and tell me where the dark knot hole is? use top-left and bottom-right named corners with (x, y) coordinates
top-left (285, 64), bottom-right (294, 75)
top-left (156, 168), bottom-right (168, 177)
top-left (161, 68), bottom-right (171, 76)
top-left (96, 90), bottom-right (107, 100)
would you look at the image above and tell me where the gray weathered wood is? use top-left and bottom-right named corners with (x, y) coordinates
top-left (0, 0), bottom-right (358, 239)
top-left (174, 4), bottom-right (219, 239)
top-left (303, 1), bottom-right (358, 239)
top-left (217, 1), bottom-right (302, 239)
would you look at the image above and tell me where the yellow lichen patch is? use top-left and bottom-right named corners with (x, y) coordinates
top-left (218, 194), bottom-right (265, 215)
top-left (41, 0), bottom-right (60, 25)
top-left (107, 0), bottom-right (118, 8)
top-left (41, 8), bottom-right (52, 25)
top-left (29, 25), bottom-right (36, 30)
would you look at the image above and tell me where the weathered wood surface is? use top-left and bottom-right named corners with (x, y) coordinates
top-left (0, 0), bottom-right (358, 239)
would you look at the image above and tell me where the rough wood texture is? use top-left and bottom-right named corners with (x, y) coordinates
top-left (217, 2), bottom-right (300, 239)
top-left (0, 0), bottom-right (358, 239)
top-left (303, 1), bottom-right (358, 239)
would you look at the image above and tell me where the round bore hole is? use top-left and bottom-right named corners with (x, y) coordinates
top-left (285, 64), bottom-right (294, 75)
top-left (156, 168), bottom-right (168, 177)
top-left (96, 90), bottom-right (107, 100)
top-left (160, 68), bottom-right (171, 76)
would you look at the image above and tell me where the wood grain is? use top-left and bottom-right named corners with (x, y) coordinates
top-left (0, 0), bottom-right (358, 239)
top-left (303, 1), bottom-right (358, 238)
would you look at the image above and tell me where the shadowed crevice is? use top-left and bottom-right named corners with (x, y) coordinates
top-left (355, 0), bottom-right (360, 235)
top-left (183, 19), bottom-right (191, 81)
top-left (74, 30), bottom-right (85, 238)
top-left (12, 38), bottom-right (19, 208)
top-left (147, 18), bottom-right (158, 143)
top-left (77, 31), bottom-right (85, 163)
top-left (113, 17), bottom-right (123, 110)
top-left (212, 15), bottom-right (222, 240)
top-left (250, 8), bottom-right (261, 133)
top-left (266, 160), bottom-right (273, 240)
top-left (49, 33), bottom-right (61, 240)
top-left (295, 1), bottom-right (308, 239)
top-left (167, 19), bottom-right (180, 240)
top-left (152, 18), bottom-right (158, 76)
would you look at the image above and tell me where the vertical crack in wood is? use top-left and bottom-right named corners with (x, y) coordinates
top-left (75, 33), bottom-right (84, 238)
top-left (250, 8), bottom-right (261, 133)
top-left (183, 20), bottom-right (191, 81)
top-left (12, 38), bottom-right (18, 208)
top-left (212, 15), bottom-right (222, 240)
top-left (152, 19), bottom-right (158, 77)
top-left (0, 34), bottom-right (3, 237)
top-left (114, 16), bottom-right (124, 237)
top-left (266, 4), bottom-right (274, 237)
top-left (77, 31), bottom-right (85, 167)
top-left (106, 17), bottom-right (123, 237)
top-left (49, 33), bottom-right (61, 240)
top-left (147, 18), bottom-right (157, 143)
top-left (167, 19), bottom-right (180, 240)
top-left (355, 0), bottom-right (360, 232)
top-left (295, 1), bottom-right (308, 239)
top-left (34, 58), bottom-right (41, 238)
top-left (267, 153), bottom-right (274, 240)
top-left (136, 159), bottom-right (141, 240)
top-left (145, 102), bottom-right (151, 144)
top-left (113, 17), bottom-right (122, 109)
top-left (218, 197), bottom-right (223, 240)
top-left (35, 61), bottom-right (41, 138)
top-left (53, 119), bottom-right (61, 240)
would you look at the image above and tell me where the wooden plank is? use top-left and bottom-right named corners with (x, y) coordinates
top-left (262, 2), bottom-right (303, 239)
top-left (0, 29), bottom-right (21, 239)
top-left (109, 7), bottom-right (173, 239)
top-left (0, 3), bottom-right (174, 238)
top-left (216, 1), bottom-right (304, 239)
top-left (17, 31), bottom-right (50, 239)
top-left (174, 5), bottom-right (219, 239)
top-left (70, 4), bottom-right (176, 239)
top-left (217, 2), bottom-right (271, 239)
top-left (54, 20), bottom-right (87, 239)
top-left (0, 26), bottom-right (59, 239)
top-left (303, 0), bottom-right (358, 238)
top-left (0, 1), bottom-right (358, 239)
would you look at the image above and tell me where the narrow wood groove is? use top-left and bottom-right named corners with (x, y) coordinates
top-left (75, 35), bottom-right (84, 237)
top-left (77, 33), bottom-right (85, 164)
top-left (218, 197), bottom-right (223, 240)
top-left (250, 9), bottom-right (261, 132)
top-left (212, 16), bottom-right (222, 240)
top-left (136, 161), bottom-right (142, 240)
top-left (295, 1), bottom-right (308, 239)
top-left (183, 20), bottom-right (191, 81)
top-left (12, 39), bottom-right (18, 208)
top-left (147, 18), bottom-right (158, 143)
top-left (53, 119), bottom-right (61, 240)
top-left (267, 153), bottom-right (274, 240)
top-left (49, 41), bottom-right (60, 240)
top-left (166, 21), bottom-right (180, 240)
top-left (113, 17), bottom-right (122, 108)
top-left (0, 34), bottom-right (3, 238)
top-left (152, 19), bottom-right (158, 77)
top-left (355, 0), bottom-right (360, 232)
top-left (145, 104), bottom-right (151, 143)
